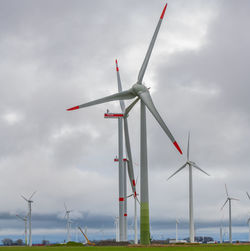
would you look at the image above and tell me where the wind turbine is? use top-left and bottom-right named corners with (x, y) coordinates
top-left (64, 203), bottom-right (73, 243)
top-left (221, 184), bottom-right (239, 243)
top-left (67, 3), bottom-right (182, 244)
top-left (21, 191), bottom-right (36, 247)
top-left (167, 133), bottom-right (209, 243)
top-left (16, 214), bottom-right (28, 245)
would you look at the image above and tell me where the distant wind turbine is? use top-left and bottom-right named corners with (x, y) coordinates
top-left (21, 191), bottom-right (36, 247)
top-left (167, 133), bottom-right (209, 243)
top-left (221, 184), bottom-right (239, 243)
top-left (176, 218), bottom-right (180, 242)
top-left (64, 203), bottom-right (73, 243)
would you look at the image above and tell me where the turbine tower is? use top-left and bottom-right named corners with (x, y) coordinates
top-left (67, 3), bottom-right (182, 244)
top-left (16, 214), bottom-right (28, 245)
top-left (167, 133), bottom-right (209, 243)
top-left (221, 184), bottom-right (239, 243)
top-left (21, 191), bottom-right (36, 247)
top-left (64, 203), bottom-right (73, 243)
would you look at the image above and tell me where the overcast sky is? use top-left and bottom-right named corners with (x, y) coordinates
top-left (0, 0), bottom-right (250, 242)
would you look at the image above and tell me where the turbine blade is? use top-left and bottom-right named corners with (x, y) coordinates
top-left (64, 203), bottom-right (67, 211)
top-left (115, 59), bottom-right (125, 113)
top-left (139, 90), bottom-right (182, 154)
top-left (225, 184), bottom-right (229, 197)
top-left (126, 194), bottom-right (134, 198)
top-left (191, 163), bottom-right (210, 176)
top-left (167, 163), bottom-right (187, 181)
top-left (221, 198), bottom-right (229, 210)
top-left (16, 215), bottom-right (25, 221)
top-left (230, 197), bottom-right (240, 201)
top-left (124, 116), bottom-right (136, 195)
top-left (29, 191), bottom-right (36, 200)
top-left (137, 3), bottom-right (168, 83)
top-left (246, 192), bottom-right (250, 200)
top-left (187, 132), bottom-right (190, 161)
top-left (124, 98), bottom-right (140, 118)
top-left (247, 218), bottom-right (250, 224)
top-left (135, 196), bottom-right (141, 205)
top-left (21, 195), bottom-right (28, 202)
top-left (67, 89), bottom-right (136, 111)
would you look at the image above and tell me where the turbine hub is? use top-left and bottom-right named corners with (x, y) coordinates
top-left (132, 83), bottom-right (148, 96)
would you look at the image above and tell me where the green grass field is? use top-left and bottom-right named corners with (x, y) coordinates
top-left (0, 245), bottom-right (250, 251)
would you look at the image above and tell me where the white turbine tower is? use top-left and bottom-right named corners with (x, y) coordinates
top-left (221, 184), bottom-right (239, 243)
top-left (16, 214), bottom-right (28, 246)
top-left (64, 203), bottom-right (73, 243)
top-left (67, 3), bottom-right (182, 244)
top-left (114, 216), bottom-right (119, 242)
top-left (21, 191), bottom-right (36, 247)
top-left (167, 133), bottom-right (209, 243)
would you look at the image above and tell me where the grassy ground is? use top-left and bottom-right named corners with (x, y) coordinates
top-left (0, 244), bottom-right (250, 251)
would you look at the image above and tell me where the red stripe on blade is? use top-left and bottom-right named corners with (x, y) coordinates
top-left (173, 141), bottom-right (182, 155)
top-left (116, 67), bottom-right (119, 71)
top-left (67, 106), bottom-right (79, 111)
top-left (124, 214), bottom-right (127, 217)
top-left (115, 59), bottom-right (118, 64)
top-left (119, 197), bottom-right (124, 201)
top-left (160, 3), bottom-right (168, 19)
top-left (132, 179), bottom-right (136, 186)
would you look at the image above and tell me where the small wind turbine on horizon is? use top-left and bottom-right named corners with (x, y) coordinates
top-left (16, 214), bottom-right (28, 246)
top-left (21, 191), bottom-right (36, 247)
top-left (64, 203), bottom-right (73, 243)
top-left (221, 184), bottom-right (239, 243)
top-left (67, 3), bottom-right (182, 244)
top-left (167, 133), bottom-right (209, 243)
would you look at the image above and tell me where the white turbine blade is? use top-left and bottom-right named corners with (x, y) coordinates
top-left (137, 3), bottom-right (168, 83)
top-left (246, 192), bottom-right (250, 200)
top-left (221, 198), bottom-right (229, 210)
top-left (187, 132), bottom-right (190, 161)
top-left (136, 196), bottom-right (141, 205)
top-left (115, 59), bottom-right (125, 113)
top-left (126, 194), bottom-right (134, 198)
top-left (139, 90), bottom-right (182, 154)
top-left (16, 215), bottom-right (25, 221)
top-left (167, 163), bottom-right (187, 181)
top-left (67, 89), bottom-right (136, 111)
top-left (64, 203), bottom-right (67, 211)
top-left (225, 184), bottom-right (229, 197)
top-left (29, 191), bottom-right (36, 200)
top-left (21, 195), bottom-right (28, 202)
top-left (124, 118), bottom-right (136, 194)
top-left (230, 197), bottom-right (240, 201)
top-left (247, 218), bottom-right (250, 224)
top-left (191, 163), bottom-right (210, 176)
top-left (124, 98), bottom-right (140, 118)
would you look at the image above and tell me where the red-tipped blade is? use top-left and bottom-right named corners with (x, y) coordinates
top-left (67, 106), bottom-right (79, 111)
top-left (173, 141), bottom-right (182, 155)
top-left (160, 3), bottom-right (168, 20)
